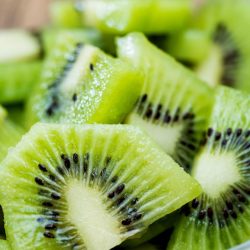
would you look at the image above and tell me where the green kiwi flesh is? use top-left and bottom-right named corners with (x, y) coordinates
top-left (26, 32), bottom-right (142, 127)
top-left (0, 106), bottom-right (24, 162)
top-left (194, 0), bottom-right (250, 90)
top-left (0, 123), bottom-right (201, 250)
top-left (50, 0), bottom-right (82, 28)
top-left (82, 0), bottom-right (192, 34)
top-left (168, 87), bottom-right (250, 250)
top-left (0, 240), bottom-right (10, 250)
top-left (0, 30), bottom-right (42, 104)
top-left (117, 32), bottom-right (214, 171)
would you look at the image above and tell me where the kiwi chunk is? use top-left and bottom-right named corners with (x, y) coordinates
top-left (50, 0), bottom-right (82, 28)
top-left (81, 0), bottom-right (192, 34)
top-left (117, 32), bottom-right (214, 171)
top-left (0, 30), bottom-right (42, 104)
top-left (0, 123), bottom-right (201, 250)
top-left (26, 32), bottom-right (142, 127)
top-left (0, 106), bottom-right (24, 162)
top-left (168, 87), bottom-right (250, 250)
top-left (192, 0), bottom-right (250, 90)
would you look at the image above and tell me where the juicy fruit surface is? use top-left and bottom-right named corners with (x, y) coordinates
top-left (194, 0), bottom-right (250, 90)
top-left (0, 124), bottom-right (201, 250)
top-left (0, 240), bottom-right (10, 250)
top-left (26, 33), bottom-right (142, 127)
top-left (117, 32), bottom-right (214, 171)
top-left (83, 0), bottom-right (192, 34)
top-left (169, 87), bottom-right (250, 249)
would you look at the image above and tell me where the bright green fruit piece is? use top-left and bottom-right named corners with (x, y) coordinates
top-left (0, 30), bottom-right (42, 104)
top-left (41, 28), bottom-right (110, 56)
top-left (0, 123), bottom-right (201, 250)
top-left (168, 86), bottom-right (250, 250)
top-left (117, 32), bottom-right (214, 171)
top-left (0, 61), bottom-right (41, 104)
top-left (193, 0), bottom-right (250, 90)
top-left (26, 32), bottom-right (142, 127)
top-left (165, 29), bottom-right (211, 63)
top-left (82, 0), bottom-right (192, 34)
top-left (50, 0), bottom-right (82, 28)
top-left (0, 29), bottom-right (40, 63)
top-left (0, 240), bottom-right (10, 250)
top-left (0, 106), bottom-right (24, 162)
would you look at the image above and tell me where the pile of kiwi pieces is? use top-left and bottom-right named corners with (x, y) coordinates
top-left (0, 0), bottom-right (249, 249)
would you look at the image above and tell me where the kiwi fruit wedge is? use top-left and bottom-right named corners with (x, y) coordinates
top-left (80, 0), bottom-right (192, 35)
top-left (50, 0), bottom-right (82, 28)
top-left (168, 86), bottom-right (250, 250)
top-left (116, 32), bottom-right (214, 171)
top-left (191, 0), bottom-right (250, 89)
top-left (0, 106), bottom-right (24, 162)
top-left (0, 123), bottom-right (201, 250)
top-left (25, 32), bottom-right (142, 127)
top-left (0, 240), bottom-right (10, 250)
top-left (0, 30), bottom-right (42, 104)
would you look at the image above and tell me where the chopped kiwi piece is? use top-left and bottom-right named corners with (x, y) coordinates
top-left (168, 86), bottom-right (250, 250)
top-left (165, 29), bottom-right (212, 63)
top-left (0, 30), bottom-right (42, 104)
top-left (26, 32), bottom-right (142, 127)
top-left (41, 28), bottom-right (110, 56)
top-left (0, 106), bottom-right (24, 162)
top-left (193, 0), bottom-right (250, 89)
top-left (50, 0), bottom-right (83, 28)
top-left (0, 123), bottom-right (201, 250)
top-left (81, 0), bottom-right (192, 34)
top-left (0, 240), bottom-right (10, 250)
top-left (117, 32), bottom-right (214, 171)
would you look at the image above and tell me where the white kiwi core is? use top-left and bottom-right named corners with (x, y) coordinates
top-left (60, 46), bottom-right (97, 93)
top-left (195, 45), bottom-right (223, 87)
top-left (192, 151), bottom-right (241, 198)
top-left (65, 180), bottom-right (122, 250)
top-left (127, 113), bottom-right (183, 156)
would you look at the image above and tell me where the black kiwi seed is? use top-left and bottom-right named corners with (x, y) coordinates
top-left (73, 153), bottom-right (79, 164)
top-left (51, 193), bottom-right (61, 200)
top-left (44, 231), bottom-right (55, 238)
top-left (236, 128), bottom-right (242, 137)
top-left (72, 93), bottom-right (77, 102)
top-left (215, 132), bottom-right (221, 141)
top-left (111, 176), bottom-right (118, 183)
top-left (207, 128), bottom-right (213, 137)
top-left (245, 130), bottom-right (250, 138)
top-left (131, 198), bottom-right (138, 205)
top-left (42, 202), bottom-right (53, 207)
top-left (45, 223), bottom-right (57, 230)
top-left (89, 63), bottom-right (94, 71)
top-left (226, 128), bottom-right (232, 136)
top-left (38, 164), bottom-right (47, 172)
top-left (164, 112), bottom-right (171, 124)
top-left (145, 104), bottom-right (153, 118)
top-left (63, 157), bottom-right (71, 169)
top-left (121, 218), bottom-right (132, 226)
top-left (115, 184), bottom-right (125, 195)
top-left (207, 207), bottom-right (213, 219)
top-left (223, 209), bottom-right (229, 219)
top-left (108, 192), bottom-right (115, 199)
top-left (35, 177), bottom-right (44, 186)
top-left (198, 210), bottom-right (206, 220)
top-left (132, 213), bottom-right (142, 221)
top-left (57, 166), bottom-right (64, 175)
top-left (226, 200), bottom-right (233, 210)
top-left (141, 94), bottom-right (147, 103)
top-left (191, 198), bottom-right (199, 209)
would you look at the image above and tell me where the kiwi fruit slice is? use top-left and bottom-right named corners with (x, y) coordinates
top-left (0, 240), bottom-right (10, 250)
top-left (165, 29), bottom-right (211, 64)
top-left (80, 0), bottom-right (192, 34)
top-left (0, 106), bottom-right (24, 162)
top-left (0, 30), bottom-right (42, 104)
top-left (192, 0), bottom-right (250, 89)
top-left (117, 32), bottom-right (214, 171)
top-left (25, 32), bottom-right (142, 127)
top-left (0, 123), bottom-right (201, 250)
top-left (168, 86), bottom-right (250, 250)
top-left (50, 0), bottom-right (82, 28)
